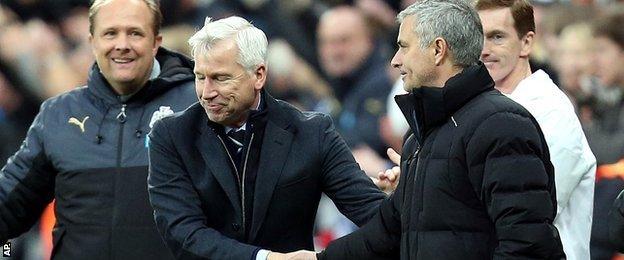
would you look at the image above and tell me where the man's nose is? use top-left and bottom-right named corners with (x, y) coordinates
top-left (390, 52), bottom-right (401, 69)
top-left (481, 39), bottom-right (491, 58)
top-left (201, 79), bottom-right (218, 99)
top-left (114, 34), bottom-right (130, 51)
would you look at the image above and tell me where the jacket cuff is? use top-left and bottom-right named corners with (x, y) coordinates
top-left (254, 248), bottom-right (271, 260)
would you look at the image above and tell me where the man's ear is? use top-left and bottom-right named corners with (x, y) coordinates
top-left (433, 37), bottom-right (448, 66)
top-left (254, 63), bottom-right (267, 91)
top-left (153, 34), bottom-right (163, 56)
top-left (520, 31), bottom-right (534, 57)
top-left (88, 34), bottom-right (96, 56)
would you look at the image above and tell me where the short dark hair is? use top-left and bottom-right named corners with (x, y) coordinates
top-left (593, 12), bottom-right (624, 50)
top-left (89, 0), bottom-right (162, 35)
top-left (475, 0), bottom-right (535, 38)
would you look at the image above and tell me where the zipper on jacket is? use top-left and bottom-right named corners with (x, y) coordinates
top-left (411, 139), bottom-right (429, 256)
top-left (117, 104), bottom-right (127, 124)
top-left (403, 143), bottom-right (420, 219)
top-left (115, 104), bottom-right (127, 167)
top-left (116, 104), bottom-right (127, 123)
top-left (112, 103), bottom-right (127, 254)
top-left (217, 133), bottom-right (255, 235)
top-left (400, 141), bottom-right (420, 256)
top-left (409, 145), bottom-right (424, 256)
top-left (240, 133), bottom-right (254, 236)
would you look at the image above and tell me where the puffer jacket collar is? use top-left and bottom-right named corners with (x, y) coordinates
top-left (87, 47), bottom-right (194, 107)
top-left (395, 62), bottom-right (494, 142)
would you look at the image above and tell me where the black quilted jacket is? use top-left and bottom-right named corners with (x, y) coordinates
top-left (320, 63), bottom-right (565, 260)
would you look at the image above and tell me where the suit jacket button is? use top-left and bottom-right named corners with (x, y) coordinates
top-left (232, 223), bottom-right (241, 231)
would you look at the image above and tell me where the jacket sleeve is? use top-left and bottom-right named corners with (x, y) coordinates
top-left (0, 101), bottom-right (56, 243)
top-left (465, 112), bottom-right (565, 259)
top-left (538, 107), bottom-right (596, 215)
top-left (609, 189), bottom-right (624, 253)
top-left (318, 178), bottom-right (402, 260)
top-left (318, 133), bottom-right (419, 260)
top-left (318, 114), bottom-right (386, 226)
top-left (549, 146), bottom-right (596, 215)
top-left (147, 119), bottom-right (259, 259)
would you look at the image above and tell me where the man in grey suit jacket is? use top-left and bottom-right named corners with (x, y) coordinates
top-left (147, 16), bottom-right (385, 260)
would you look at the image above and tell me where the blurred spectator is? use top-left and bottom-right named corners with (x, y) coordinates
top-left (265, 39), bottom-right (332, 110)
top-left (554, 22), bottom-right (597, 105)
top-left (0, 36), bottom-right (43, 260)
top-left (530, 4), bottom-right (598, 88)
top-left (588, 8), bottom-right (624, 260)
top-left (0, 7), bottom-right (91, 99)
top-left (538, 4), bottom-right (597, 61)
top-left (0, 73), bottom-right (23, 161)
top-left (584, 10), bottom-right (624, 164)
top-left (317, 6), bottom-right (394, 176)
top-left (355, 0), bottom-right (399, 29)
top-left (313, 6), bottom-right (395, 248)
top-left (213, 0), bottom-right (325, 71)
top-left (0, 59), bottom-right (39, 164)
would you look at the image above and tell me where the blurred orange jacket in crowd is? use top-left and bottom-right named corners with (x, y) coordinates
top-left (597, 159), bottom-right (624, 181)
top-left (40, 202), bottom-right (54, 259)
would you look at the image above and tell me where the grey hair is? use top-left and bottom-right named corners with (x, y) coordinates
top-left (188, 16), bottom-right (268, 72)
top-left (397, 0), bottom-right (483, 68)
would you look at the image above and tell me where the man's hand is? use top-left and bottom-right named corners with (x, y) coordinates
top-left (352, 145), bottom-right (389, 177)
top-left (267, 250), bottom-right (317, 260)
top-left (372, 148), bottom-right (401, 193)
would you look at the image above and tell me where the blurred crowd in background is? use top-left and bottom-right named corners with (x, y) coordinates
top-left (1, 0), bottom-right (624, 259)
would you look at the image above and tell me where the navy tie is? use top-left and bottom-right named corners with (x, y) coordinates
top-left (227, 129), bottom-right (245, 152)
top-left (226, 129), bottom-right (245, 174)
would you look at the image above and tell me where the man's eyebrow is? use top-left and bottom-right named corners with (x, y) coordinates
top-left (192, 71), bottom-right (231, 77)
top-left (485, 29), bottom-right (506, 37)
top-left (210, 72), bottom-right (232, 78)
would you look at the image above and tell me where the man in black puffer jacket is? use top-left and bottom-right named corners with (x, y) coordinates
top-left (0, 0), bottom-right (195, 259)
top-left (294, 0), bottom-right (565, 259)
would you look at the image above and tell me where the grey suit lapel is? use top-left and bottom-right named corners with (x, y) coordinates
top-left (249, 120), bottom-right (293, 242)
top-left (196, 122), bottom-right (242, 214)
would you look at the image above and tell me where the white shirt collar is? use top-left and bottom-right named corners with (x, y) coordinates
top-left (149, 58), bottom-right (161, 80)
top-left (505, 70), bottom-right (554, 101)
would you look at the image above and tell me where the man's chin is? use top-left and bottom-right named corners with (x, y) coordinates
top-left (206, 113), bottom-right (229, 125)
top-left (107, 74), bottom-right (141, 85)
top-left (402, 82), bottom-right (419, 92)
